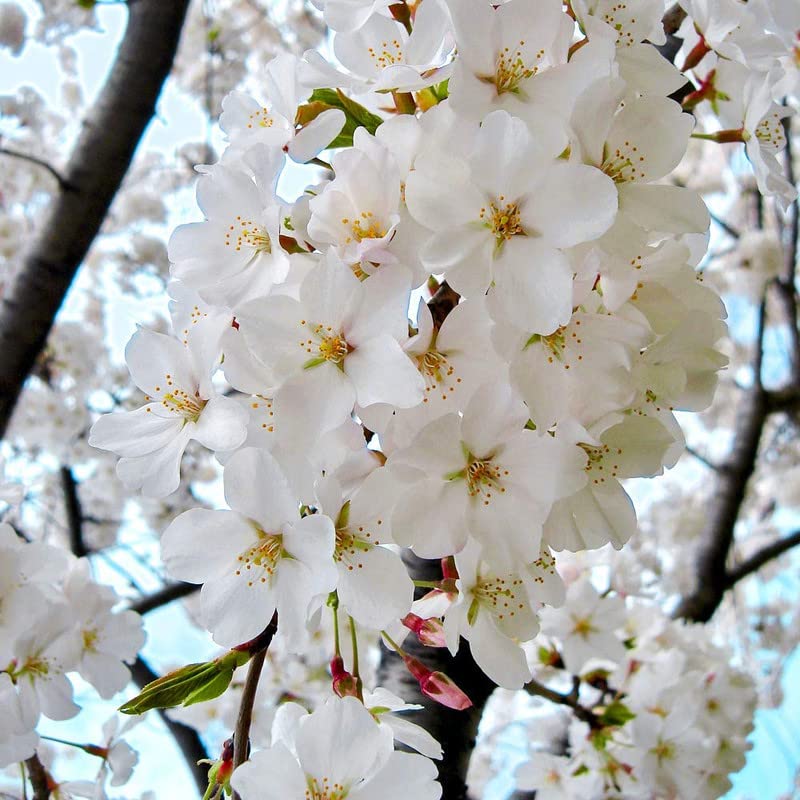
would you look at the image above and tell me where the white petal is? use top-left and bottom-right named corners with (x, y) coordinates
top-left (346, 335), bottom-right (425, 408)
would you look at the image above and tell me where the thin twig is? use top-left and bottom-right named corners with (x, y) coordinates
top-left (60, 466), bottom-right (89, 558)
top-left (525, 678), bottom-right (599, 729)
top-left (709, 210), bottom-right (741, 240)
top-left (128, 581), bottom-right (198, 615)
top-left (0, 148), bottom-right (74, 192)
top-left (684, 445), bottom-right (721, 471)
top-left (231, 614), bottom-right (278, 800)
top-left (725, 530), bottom-right (800, 587)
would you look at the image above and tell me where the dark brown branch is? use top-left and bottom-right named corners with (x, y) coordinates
top-left (60, 466), bottom-right (88, 558)
top-left (231, 614), bottom-right (278, 800)
top-left (525, 678), bottom-right (599, 729)
top-left (377, 552), bottom-right (496, 800)
top-left (130, 657), bottom-right (209, 797)
top-left (673, 296), bottom-right (769, 622)
top-left (0, 148), bottom-right (73, 192)
top-left (129, 581), bottom-right (198, 615)
top-left (776, 114), bottom-right (800, 387)
top-left (725, 530), bottom-right (800, 587)
top-left (684, 445), bottom-right (721, 471)
top-left (0, 0), bottom-right (192, 439)
top-left (23, 754), bottom-right (50, 800)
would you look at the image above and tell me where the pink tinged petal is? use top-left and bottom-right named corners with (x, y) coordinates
top-left (161, 508), bottom-right (256, 584)
top-left (345, 334), bottom-right (425, 408)
top-left (231, 742), bottom-right (307, 800)
top-left (116, 424), bottom-right (193, 497)
top-left (124, 327), bottom-right (196, 398)
top-left (490, 238), bottom-right (573, 334)
top-left (202, 569), bottom-right (278, 648)
top-left (288, 108), bottom-right (346, 162)
top-left (224, 448), bottom-right (299, 531)
top-left (338, 544), bottom-right (414, 630)
top-left (392, 480), bottom-right (469, 557)
top-left (466, 610), bottom-right (532, 689)
top-left (191, 395), bottom-right (248, 452)
top-left (351, 751), bottom-right (442, 800)
top-left (296, 696), bottom-right (392, 786)
top-left (522, 162), bottom-right (617, 248)
top-left (618, 183), bottom-right (710, 234)
top-left (273, 366), bottom-right (357, 450)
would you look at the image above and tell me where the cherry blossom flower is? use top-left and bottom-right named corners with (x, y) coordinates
top-left (231, 696), bottom-right (442, 800)
top-left (89, 322), bottom-right (248, 497)
top-left (161, 447), bottom-right (337, 647)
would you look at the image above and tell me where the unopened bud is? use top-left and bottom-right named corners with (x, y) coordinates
top-left (330, 655), bottom-right (360, 699)
top-left (402, 655), bottom-right (472, 710)
top-left (402, 613), bottom-right (447, 647)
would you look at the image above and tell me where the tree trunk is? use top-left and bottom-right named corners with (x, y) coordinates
top-left (0, 0), bottom-right (192, 438)
top-left (377, 551), bottom-right (497, 799)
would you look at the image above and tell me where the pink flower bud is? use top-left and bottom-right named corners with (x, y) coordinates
top-left (402, 654), bottom-right (472, 710)
top-left (402, 613), bottom-right (447, 647)
top-left (330, 655), bottom-right (360, 699)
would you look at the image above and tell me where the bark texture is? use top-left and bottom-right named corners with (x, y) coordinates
top-left (0, 0), bottom-right (191, 438)
top-left (377, 552), bottom-right (497, 800)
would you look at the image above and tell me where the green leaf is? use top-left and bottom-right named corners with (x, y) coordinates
top-left (119, 651), bottom-right (247, 714)
top-left (184, 664), bottom-right (237, 707)
top-left (76, 0), bottom-right (96, 7)
top-left (599, 700), bottom-right (636, 728)
top-left (303, 89), bottom-right (384, 149)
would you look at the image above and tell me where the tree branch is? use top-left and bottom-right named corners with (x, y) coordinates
top-left (0, 148), bottom-right (73, 192)
top-left (525, 678), bottom-right (599, 729)
top-left (776, 114), bottom-right (800, 387)
top-left (231, 614), bottom-right (278, 800)
top-left (0, 0), bottom-right (192, 439)
top-left (60, 466), bottom-right (88, 558)
top-left (673, 295), bottom-right (769, 622)
top-left (377, 552), bottom-right (497, 800)
top-left (23, 754), bottom-right (50, 800)
top-left (129, 657), bottom-right (209, 797)
top-left (128, 581), bottom-right (198, 615)
top-left (725, 530), bottom-right (800, 587)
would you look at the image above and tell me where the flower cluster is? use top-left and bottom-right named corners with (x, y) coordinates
top-left (86, 0), bottom-right (796, 794)
top-left (512, 578), bottom-right (757, 800)
top-left (0, 524), bottom-right (144, 772)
